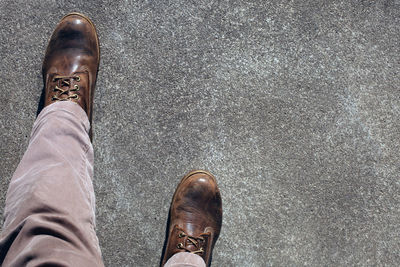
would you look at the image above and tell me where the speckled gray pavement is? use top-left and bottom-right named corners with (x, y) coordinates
top-left (1, 0), bottom-right (400, 266)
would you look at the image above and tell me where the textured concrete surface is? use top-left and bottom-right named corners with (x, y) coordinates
top-left (1, 0), bottom-right (400, 266)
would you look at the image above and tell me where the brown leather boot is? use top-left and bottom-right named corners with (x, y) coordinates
top-left (42, 12), bottom-right (100, 138)
top-left (161, 170), bottom-right (223, 266)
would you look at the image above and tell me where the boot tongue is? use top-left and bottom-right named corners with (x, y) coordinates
top-left (178, 221), bottom-right (212, 239)
top-left (174, 225), bottom-right (210, 253)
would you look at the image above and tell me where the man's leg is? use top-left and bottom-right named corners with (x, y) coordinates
top-left (161, 170), bottom-right (223, 267)
top-left (0, 102), bottom-right (103, 266)
top-left (164, 252), bottom-right (206, 267)
top-left (0, 13), bottom-right (102, 266)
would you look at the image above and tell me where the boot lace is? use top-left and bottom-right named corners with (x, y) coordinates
top-left (176, 230), bottom-right (205, 255)
top-left (51, 75), bottom-right (81, 101)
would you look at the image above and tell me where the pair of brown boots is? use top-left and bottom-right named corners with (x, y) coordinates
top-left (42, 13), bottom-right (222, 266)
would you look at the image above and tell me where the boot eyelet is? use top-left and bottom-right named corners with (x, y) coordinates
top-left (75, 76), bottom-right (81, 82)
top-left (177, 243), bottom-right (184, 249)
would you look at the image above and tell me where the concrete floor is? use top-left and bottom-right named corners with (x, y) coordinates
top-left (1, 0), bottom-right (400, 266)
